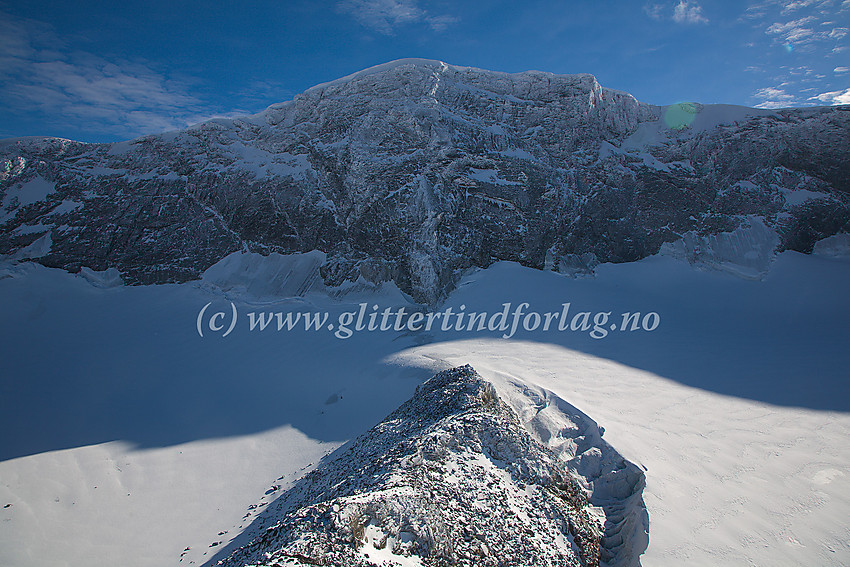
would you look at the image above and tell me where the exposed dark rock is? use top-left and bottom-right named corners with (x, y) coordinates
top-left (2, 60), bottom-right (848, 302)
top-left (210, 365), bottom-right (645, 567)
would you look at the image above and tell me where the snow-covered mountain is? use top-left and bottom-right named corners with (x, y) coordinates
top-left (1, 58), bottom-right (848, 302)
top-left (209, 365), bottom-right (646, 567)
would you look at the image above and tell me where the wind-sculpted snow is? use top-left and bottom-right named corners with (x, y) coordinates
top-left (1, 59), bottom-right (848, 302)
top-left (209, 365), bottom-right (647, 567)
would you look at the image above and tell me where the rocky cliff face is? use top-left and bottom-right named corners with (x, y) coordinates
top-left (207, 365), bottom-right (647, 567)
top-left (1, 59), bottom-right (848, 302)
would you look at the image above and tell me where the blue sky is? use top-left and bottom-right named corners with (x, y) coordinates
top-left (1, 0), bottom-right (847, 142)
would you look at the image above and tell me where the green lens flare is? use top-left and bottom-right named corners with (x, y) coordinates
top-left (664, 102), bottom-right (698, 130)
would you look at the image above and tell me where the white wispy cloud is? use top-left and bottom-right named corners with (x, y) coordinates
top-left (766, 16), bottom-right (817, 43)
top-left (781, 0), bottom-right (827, 14)
top-left (744, 1), bottom-right (848, 108)
top-left (745, 0), bottom-right (837, 16)
top-left (763, 15), bottom-right (846, 47)
top-left (643, 3), bottom-right (666, 20)
top-left (0, 12), bottom-right (220, 140)
top-left (753, 1), bottom-right (848, 49)
top-left (835, 66), bottom-right (850, 72)
top-left (809, 87), bottom-right (850, 103)
top-left (337, 0), bottom-right (457, 35)
top-left (644, 1), bottom-right (708, 23)
top-left (425, 14), bottom-right (459, 32)
top-left (753, 85), bottom-right (799, 107)
top-left (672, 0), bottom-right (709, 24)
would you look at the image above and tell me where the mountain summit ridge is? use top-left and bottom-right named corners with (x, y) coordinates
top-left (1, 59), bottom-right (848, 302)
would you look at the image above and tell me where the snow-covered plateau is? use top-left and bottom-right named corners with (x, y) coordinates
top-left (1, 245), bottom-right (849, 566)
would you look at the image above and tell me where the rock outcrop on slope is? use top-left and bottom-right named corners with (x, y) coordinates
top-left (2, 59), bottom-right (848, 302)
top-left (208, 365), bottom-right (647, 567)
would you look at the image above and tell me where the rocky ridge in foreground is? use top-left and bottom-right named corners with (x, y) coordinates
top-left (208, 365), bottom-right (647, 567)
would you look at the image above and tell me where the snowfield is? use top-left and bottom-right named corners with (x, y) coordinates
top-left (1, 248), bottom-right (849, 566)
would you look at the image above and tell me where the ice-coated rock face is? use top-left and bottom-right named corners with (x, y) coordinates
top-left (207, 365), bottom-right (647, 567)
top-left (1, 59), bottom-right (848, 302)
